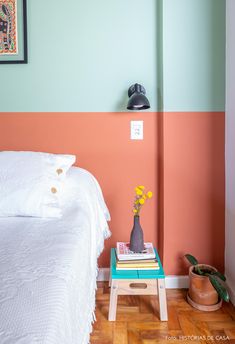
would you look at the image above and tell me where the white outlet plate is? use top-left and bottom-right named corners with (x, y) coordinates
top-left (130, 120), bottom-right (144, 140)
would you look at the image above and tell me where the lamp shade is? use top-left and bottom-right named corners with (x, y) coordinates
top-left (127, 83), bottom-right (150, 110)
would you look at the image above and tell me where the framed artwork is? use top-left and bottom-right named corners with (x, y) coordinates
top-left (0, 0), bottom-right (27, 64)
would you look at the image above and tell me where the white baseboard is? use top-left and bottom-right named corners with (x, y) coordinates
top-left (165, 275), bottom-right (189, 289)
top-left (97, 268), bottom-right (189, 289)
top-left (97, 268), bottom-right (110, 282)
top-left (227, 280), bottom-right (235, 306)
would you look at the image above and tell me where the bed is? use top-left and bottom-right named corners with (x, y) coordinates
top-left (0, 166), bottom-right (110, 344)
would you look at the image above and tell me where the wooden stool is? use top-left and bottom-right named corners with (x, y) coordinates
top-left (108, 248), bottom-right (168, 321)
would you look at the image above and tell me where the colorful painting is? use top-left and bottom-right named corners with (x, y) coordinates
top-left (0, 0), bottom-right (17, 55)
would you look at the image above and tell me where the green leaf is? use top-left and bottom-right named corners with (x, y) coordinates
top-left (211, 270), bottom-right (226, 281)
top-left (184, 254), bottom-right (198, 266)
top-left (208, 275), bottom-right (230, 302)
top-left (195, 265), bottom-right (204, 275)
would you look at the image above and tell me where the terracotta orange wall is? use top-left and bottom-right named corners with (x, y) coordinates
top-left (163, 112), bottom-right (225, 274)
top-left (0, 112), bottom-right (225, 274)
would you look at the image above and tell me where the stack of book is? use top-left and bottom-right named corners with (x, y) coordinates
top-left (115, 242), bottom-right (159, 270)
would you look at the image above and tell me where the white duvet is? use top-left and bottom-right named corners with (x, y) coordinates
top-left (0, 167), bottom-right (111, 344)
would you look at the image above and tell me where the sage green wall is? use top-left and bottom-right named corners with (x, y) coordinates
top-left (0, 0), bottom-right (158, 112)
top-left (0, 0), bottom-right (225, 112)
top-left (163, 0), bottom-right (225, 111)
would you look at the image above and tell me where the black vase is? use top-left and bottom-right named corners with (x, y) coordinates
top-left (129, 215), bottom-right (145, 253)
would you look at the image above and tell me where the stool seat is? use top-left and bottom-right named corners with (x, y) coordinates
top-left (108, 247), bottom-right (168, 321)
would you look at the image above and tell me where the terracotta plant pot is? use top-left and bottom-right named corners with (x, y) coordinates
top-left (188, 264), bottom-right (219, 306)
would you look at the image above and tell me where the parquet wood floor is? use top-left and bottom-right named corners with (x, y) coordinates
top-left (90, 282), bottom-right (235, 344)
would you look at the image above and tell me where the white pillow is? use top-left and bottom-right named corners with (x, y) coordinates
top-left (0, 151), bottom-right (76, 218)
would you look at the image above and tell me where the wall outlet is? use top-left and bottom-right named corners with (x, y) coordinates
top-left (130, 120), bottom-right (144, 140)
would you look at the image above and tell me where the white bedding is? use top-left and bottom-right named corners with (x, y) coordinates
top-left (0, 167), bottom-right (111, 344)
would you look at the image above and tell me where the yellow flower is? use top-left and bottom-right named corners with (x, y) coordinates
top-left (132, 186), bottom-right (153, 215)
top-left (138, 185), bottom-right (145, 190)
top-left (136, 189), bottom-right (143, 196)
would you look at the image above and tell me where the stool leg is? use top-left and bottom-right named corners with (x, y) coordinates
top-left (108, 279), bottom-right (118, 321)
top-left (157, 279), bottom-right (168, 321)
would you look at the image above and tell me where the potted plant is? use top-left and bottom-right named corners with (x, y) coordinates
top-left (129, 186), bottom-right (153, 253)
top-left (184, 254), bottom-right (229, 311)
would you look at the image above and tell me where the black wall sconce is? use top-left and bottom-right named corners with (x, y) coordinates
top-left (127, 83), bottom-right (150, 110)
